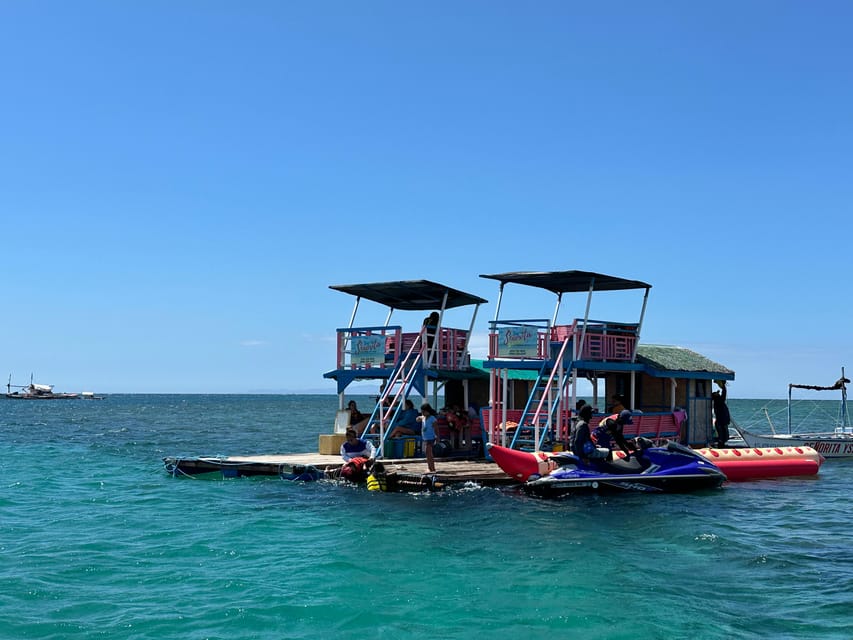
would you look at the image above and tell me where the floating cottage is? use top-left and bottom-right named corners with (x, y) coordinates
top-left (478, 270), bottom-right (735, 450)
top-left (164, 271), bottom-right (739, 484)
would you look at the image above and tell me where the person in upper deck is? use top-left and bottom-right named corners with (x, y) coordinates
top-left (340, 428), bottom-right (376, 462)
top-left (388, 399), bottom-right (421, 438)
top-left (422, 311), bottom-right (440, 352)
top-left (712, 380), bottom-right (731, 448)
top-left (594, 409), bottom-right (636, 460)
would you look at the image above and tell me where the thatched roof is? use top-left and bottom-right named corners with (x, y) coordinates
top-left (636, 344), bottom-right (734, 378)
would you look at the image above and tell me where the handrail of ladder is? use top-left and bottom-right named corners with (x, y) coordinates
top-left (508, 360), bottom-right (550, 449)
top-left (510, 337), bottom-right (572, 450)
top-left (374, 335), bottom-right (424, 457)
top-left (528, 337), bottom-right (571, 427)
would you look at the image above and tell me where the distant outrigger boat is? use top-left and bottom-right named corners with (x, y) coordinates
top-left (733, 368), bottom-right (853, 458)
top-left (5, 374), bottom-right (80, 400)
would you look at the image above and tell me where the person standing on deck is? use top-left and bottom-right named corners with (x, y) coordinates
top-left (418, 403), bottom-right (438, 473)
top-left (712, 380), bottom-right (731, 447)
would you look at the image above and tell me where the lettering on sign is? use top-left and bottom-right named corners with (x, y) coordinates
top-left (497, 325), bottom-right (539, 358)
top-left (351, 335), bottom-right (385, 366)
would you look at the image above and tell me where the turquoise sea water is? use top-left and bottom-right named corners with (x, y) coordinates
top-left (2, 395), bottom-right (851, 640)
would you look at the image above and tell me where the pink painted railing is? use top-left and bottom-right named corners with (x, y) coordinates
top-left (337, 326), bottom-right (471, 372)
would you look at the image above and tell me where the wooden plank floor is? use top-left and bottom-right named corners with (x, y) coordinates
top-left (163, 453), bottom-right (517, 488)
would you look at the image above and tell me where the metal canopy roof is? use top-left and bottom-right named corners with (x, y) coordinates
top-left (479, 270), bottom-right (651, 294)
top-left (329, 280), bottom-right (488, 311)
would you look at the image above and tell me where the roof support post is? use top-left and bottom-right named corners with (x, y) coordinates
top-left (493, 282), bottom-right (506, 323)
top-left (460, 303), bottom-right (480, 367)
top-left (347, 296), bottom-right (361, 329)
top-left (632, 287), bottom-right (650, 362)
top-left (577, 279), bottom-right (595, 360)
top-left (551, 291), bottom-right (562, 328)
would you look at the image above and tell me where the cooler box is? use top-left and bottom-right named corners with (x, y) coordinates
top-left (319, 433), bottom-right (346, 455)
top-left (381, 438), bottom-right (404, 459)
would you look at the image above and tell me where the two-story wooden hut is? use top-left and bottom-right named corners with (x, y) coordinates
top-left (323, 279), bottom-right (489, 457)
top-left (478, 270), bottom-right (735, 450)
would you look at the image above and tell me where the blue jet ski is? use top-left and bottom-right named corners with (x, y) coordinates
top-left (522, 439), bottom-right (726, 497)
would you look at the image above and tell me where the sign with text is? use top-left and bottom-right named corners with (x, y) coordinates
top-left (497, 325), bottom-right (539, 358)
top-left (351, 335), bottom-right (385, 366)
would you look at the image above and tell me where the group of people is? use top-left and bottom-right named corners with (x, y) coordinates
top-left (341, 399), bottom-right (439, 472)
top-left (570, 403), bottom-right (637, 462)
top-left (569, 382), bottom-right (732, 460)
top-left (341, 381), bottom-right (732, 478)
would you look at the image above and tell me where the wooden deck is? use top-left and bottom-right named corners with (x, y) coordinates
top-left (163, 453), bottom-right (517, 490)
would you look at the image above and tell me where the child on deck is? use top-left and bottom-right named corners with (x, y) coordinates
top-left (418, 403), bottom-right (438, 472)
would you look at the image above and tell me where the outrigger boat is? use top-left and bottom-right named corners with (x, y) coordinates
top-left (733, 368), bottom-right (853, 458)
top-left (5, 375), bottom-right (80, 400)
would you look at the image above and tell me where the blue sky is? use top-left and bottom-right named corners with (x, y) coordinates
top-left (2, 1), bottom-right (851, 397)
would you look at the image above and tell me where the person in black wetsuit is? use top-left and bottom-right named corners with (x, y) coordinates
top-left (712, 380), bottom-right (731, 447)
top-left (572, 404), bottom-right (605, 460)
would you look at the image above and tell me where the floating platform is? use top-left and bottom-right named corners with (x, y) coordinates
top-left (163, 453), bottom-right (517, 490)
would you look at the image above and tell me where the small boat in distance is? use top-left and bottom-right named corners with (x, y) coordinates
top-left (733, 368), bottom-right (853, 458)
top-left (5, 374), bottom-right (80, 400)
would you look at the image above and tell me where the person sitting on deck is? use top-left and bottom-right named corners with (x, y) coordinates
top-left (442, 403), bottom-right (469, 449)
top-left (608, 394), bottom-right (626, 414)
top-left (388, 399), bottom-right (421, 439)
top-left (340, 428), bottom-right (376, 462)
top-left (347, 400), bottom-right (370, 436)
top-left (594, 409), bottom-right (636, 461)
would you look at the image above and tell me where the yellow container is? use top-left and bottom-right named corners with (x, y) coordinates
top-left (319, 433), bottom-right (346, 455)
top-left (403, 438), bottom-right (416, 458)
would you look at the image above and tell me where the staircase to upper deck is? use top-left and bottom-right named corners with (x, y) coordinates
top-left (484, 320), bottom-right (640, 453)
top-left (507, 337), bottom-right (574, 451)
top-left (361, 338), bottom-right (425, 457)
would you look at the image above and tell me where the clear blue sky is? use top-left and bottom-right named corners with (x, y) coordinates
top-left (2, 2), bottom-right (851, 397)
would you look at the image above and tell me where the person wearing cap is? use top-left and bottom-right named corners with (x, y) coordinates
top-left (594, 409), bottom-right (636, 460)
